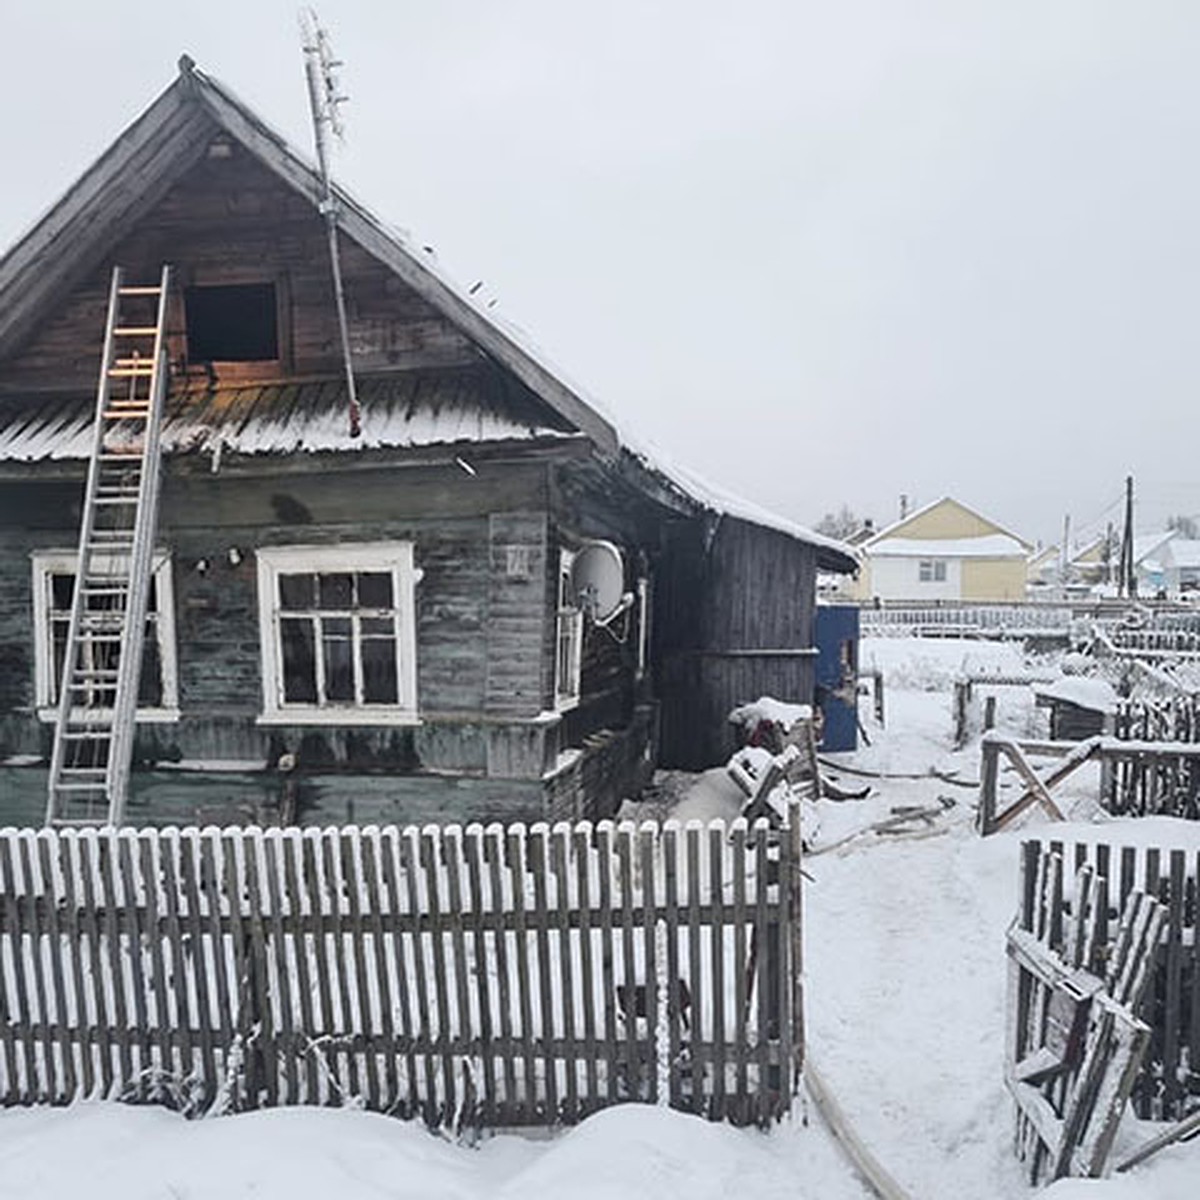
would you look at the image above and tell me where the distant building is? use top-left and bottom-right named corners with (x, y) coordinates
top-left (850, 496), bottom-right (1032, 602)
top-left (1161, 538), bottom-right (1200, 596)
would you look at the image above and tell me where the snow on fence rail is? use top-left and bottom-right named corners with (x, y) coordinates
top-left (1018, 837), bottom-right (1200, 1125)
top-left (1107, 629), bottom-right (1200, 658)
top-left (859, 605), bottom-right (1073, 639)
top-left (978, 734), bottom-right (1200, 834)
top-left (0, 818), bottom-right (803, 1128)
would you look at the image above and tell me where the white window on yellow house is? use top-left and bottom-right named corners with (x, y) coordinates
top-left (555, 549), bottom-right (583, 711)
top-left (256, 543), bottom-right (418, 725)
top-left (918, 559), bottom-right (947, 583)
top-left (31, 549), bottom-right (179, 721)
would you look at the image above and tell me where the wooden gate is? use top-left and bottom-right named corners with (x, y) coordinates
top-left (0, 814), bottom-right (803, 1127)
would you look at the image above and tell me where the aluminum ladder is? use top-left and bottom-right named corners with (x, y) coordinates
top-left (45, 265), bottom-right (172, 827)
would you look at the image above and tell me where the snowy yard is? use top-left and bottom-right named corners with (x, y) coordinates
top-left (3, 637), bottom-right (1198, 1199)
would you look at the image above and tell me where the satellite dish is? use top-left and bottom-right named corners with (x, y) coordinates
top-left (571, 540), bottom-right (633, 625)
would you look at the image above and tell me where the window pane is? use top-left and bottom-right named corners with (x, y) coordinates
top-left (322, 617), bottom-right (354, 702)
top-left (318, 572), bottom-right (353, 609)
top-left (280, 574), bottom-right (315, 610)
top-left (357, 572), bottom-right (392, 608)
top-left (139, 627), bottom-right (163, 707)
top-left (280, 617), bottom-right (317, 702)
top-left (51, 573), bottom-right (74, 611)
top-left (362, 628), bottom-right (398, 704)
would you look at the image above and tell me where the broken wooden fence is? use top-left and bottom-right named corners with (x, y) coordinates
top-left (0, 816), bottom-right (803, 1128)
top-left (1007, 841), bottom-right (1167, 1182)
top-left (951, 672), bottom-right (1056, 749)
top-left (1012, 839), bottom-right (1200, 1130)
top-left (978, 734), bottom-right (1200, 834)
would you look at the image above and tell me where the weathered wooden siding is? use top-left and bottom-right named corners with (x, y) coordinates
top-left (0, 451), bottom-right (667, 825)
top-left (0, 147), bottom-right (481, 392)
top-left (657, 517), bottom-right (817, 769)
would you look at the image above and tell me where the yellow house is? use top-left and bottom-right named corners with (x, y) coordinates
top-left (851, 497), bottom-right (1033, 602)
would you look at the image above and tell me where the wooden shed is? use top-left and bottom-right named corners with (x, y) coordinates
top-left (0, 59), bottom-right (855, 827)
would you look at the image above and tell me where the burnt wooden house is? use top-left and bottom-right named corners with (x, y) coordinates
top-left (0, 60), bottom-right (855, 827)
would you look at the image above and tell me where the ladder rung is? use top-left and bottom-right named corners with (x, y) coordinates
top-left (50, 817), bottom-right (110, 827)
top-left (113, 326), bottom-right (160, 337)
top-left (118, 286), bottom-right (162, 297)
top-left (107, 369), bottom-right (155, 379)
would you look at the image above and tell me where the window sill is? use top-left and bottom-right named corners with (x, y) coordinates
top-left (37, 707), bottom-right (181, 724)
top-left (554, 695), bottom-right (580, 714)
top-left (256, 709), bottom-right (422, 728)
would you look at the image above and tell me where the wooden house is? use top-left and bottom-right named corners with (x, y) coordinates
top-left (0, 59), bottom-right (855, 827)
top-left (850, 496), bottom-right (1031, 603)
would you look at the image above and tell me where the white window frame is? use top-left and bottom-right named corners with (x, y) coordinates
top-left (555, 549), bottom-right (583, 712)
top-left (635, 576), bottom-right (650, 680)
top-left (31, 548), bottom-right (180, 722)
top-left (918, 559), bottom-right (947, 583)
top-left (256, 542), bottom-right (419, 726)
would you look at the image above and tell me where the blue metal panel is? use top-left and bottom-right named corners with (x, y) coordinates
top-left (815, 605), bottom-right (860, 752)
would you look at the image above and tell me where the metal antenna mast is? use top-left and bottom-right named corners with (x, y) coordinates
top-left (300, 9), bottom-right (361, 437)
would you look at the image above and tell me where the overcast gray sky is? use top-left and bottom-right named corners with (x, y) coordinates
top-left (5, 1), bottom-right (1198, 546)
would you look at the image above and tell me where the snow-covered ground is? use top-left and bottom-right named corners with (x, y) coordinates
top-left (3, 637), bottom-right (1197, 1199)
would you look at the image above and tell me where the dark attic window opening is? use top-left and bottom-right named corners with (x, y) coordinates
top-left (184, 283), bottom-right (279, 362)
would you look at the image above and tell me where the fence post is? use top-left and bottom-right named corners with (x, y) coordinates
top-left (787, 800), bottom-right (805, 1086)
top-left (979, 735), bottom-right (1000, 835)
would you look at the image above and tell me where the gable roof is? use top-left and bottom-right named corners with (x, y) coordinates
top-left (0, 57), bottom-right (856, 573)
top-left (0, 57), bottom-right (618, 456)
top-left (860, 495), bottom-right (1033, 553)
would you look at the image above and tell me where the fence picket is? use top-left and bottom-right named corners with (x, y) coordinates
top-left (16, 834), bottom-right (52, 1102)
top-left (262, 832), bottom-right (297, 1104)
top-left (482, 824), bottom-right (515, 1122)
top-left (594, 821), bottom-right (619, 1109)
top-left (550, 824), bottom-right (580, 1121)
top-left (708, 822), bottom-right (727, 1121)
top-left (571, 822), bottom-right (599, 1114)
top-left (529, 827), bottom-right (558, 1119)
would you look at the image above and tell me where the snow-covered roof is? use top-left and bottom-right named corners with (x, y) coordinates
top-left (1132, 529), bottom-right (1177, 565)
top-left (1164, 538), bottom-right (1200, 570)
top-left (1033, 677), bottom-right (1118, 714)
top-left (862, 495), bottom-right (1032, 552)
top-left (0, 370), bottom-right (574, 461)
top-left (623, 443), bottom-right (857, 569)
top-left (866, 534), bottom-right (1028, 559)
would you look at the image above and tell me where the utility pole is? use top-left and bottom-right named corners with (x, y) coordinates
top-left (301, 9), bottom-right (361, 438)
top-left (1119, 475), bottom-right (1136, 598)
top-left (1060, 513), bottom-right (1071, 584)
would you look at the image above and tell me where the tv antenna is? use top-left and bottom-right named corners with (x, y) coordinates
top-left (300, 8), bottom-right (361, 437)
